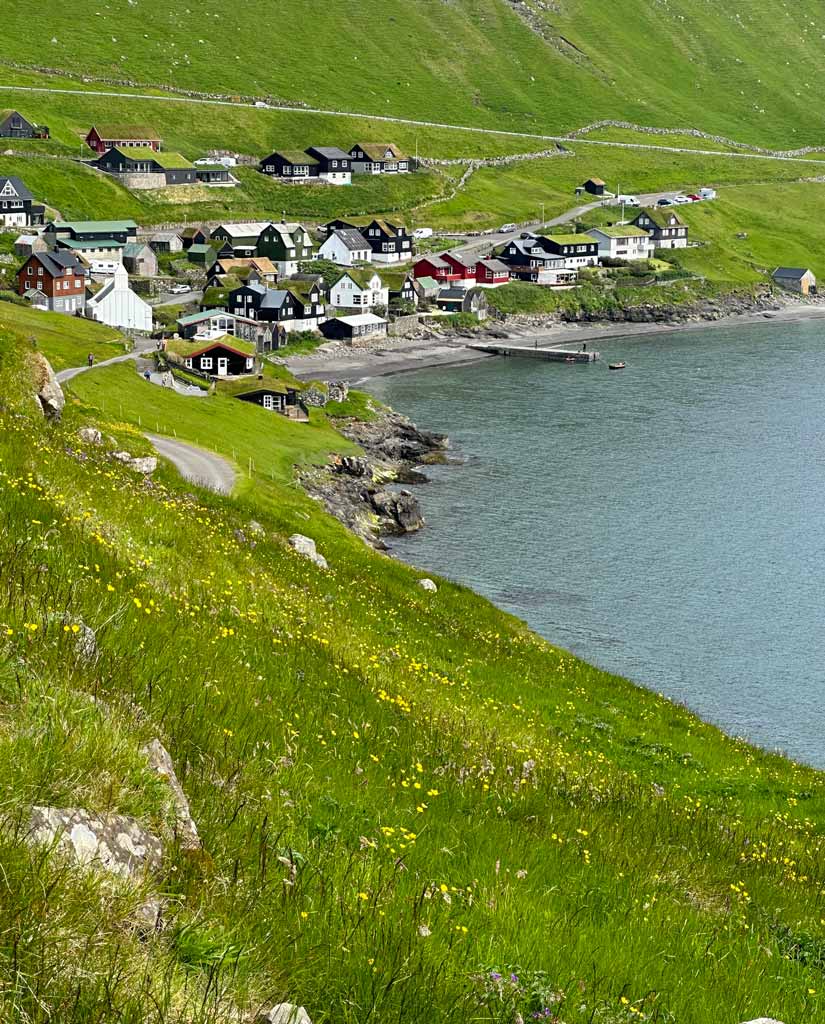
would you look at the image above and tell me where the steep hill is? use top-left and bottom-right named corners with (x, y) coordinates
top-left (2, 306), bottom-right (825, 1023)
top-left (4, 0), bottom-right (825, 143)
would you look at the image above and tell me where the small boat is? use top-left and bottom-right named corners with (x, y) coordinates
top-left (609, 361), bottom-right (626, 370)
top-left (564, 356), bottom-right (576, 364)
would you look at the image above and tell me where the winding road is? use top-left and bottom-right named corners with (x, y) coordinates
top-left (144, 433), bottom-right (236, 495)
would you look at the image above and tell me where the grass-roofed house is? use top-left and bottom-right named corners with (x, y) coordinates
top-left (166, 336), bottom-right (257, 377)
top-left (0, 109), bottom-right (48, 139)
top-left (85, 124), bottom-right (161, 154)
top-left (45, 219), bottom-right (138, 264)
top-left (632, 207), bottom-right (689, 249)
top-left (259, 150), bottom-right (321, 182)
top-left (93, 147), bottom-right (197, 188)
top-left (771, 267), bottom-right (817, 296)
top-left (588, 225), bottom-right (655, 262)
top-left (328, 268), bottom-right (388, 311)
top-left (348, 143), bottom-right (410, 175)
top-left (221, 375), bottom-right (309, 420)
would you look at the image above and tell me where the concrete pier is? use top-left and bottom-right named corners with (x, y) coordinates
top-left (469, 343), bottom-right (599, 363)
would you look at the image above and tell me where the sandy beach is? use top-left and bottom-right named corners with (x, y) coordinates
top-left (284, 301), bottom-right (825, 383)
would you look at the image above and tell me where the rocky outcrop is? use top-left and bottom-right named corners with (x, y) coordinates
top-left (78, 426), bottom-right (104, 445)
top-left (289, 534), bottom-right (329, 570)
top-left (110, 451), bottom-right (158, 474)
top-left (418, 578), bottom-right (438, 592)
top-left (31, 353), bottom-right (64, 422)
top-left (28, 806), bottom-right (163, 880)
top-left (141, 739), bottom-right (200, 852)
top-left (298, 408), bottom-right (448, 547)
top-left (256, 1006), bottom-right (312, 1024)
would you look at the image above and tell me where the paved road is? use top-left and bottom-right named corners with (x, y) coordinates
top-left (144, 433), bottom-right (236, 495)
top-left (5, 83), bottom-right (825, 166)
top-left (56, 348), bottom-right (141, 383)
top-left (151, 288), bottom-right (203, 307)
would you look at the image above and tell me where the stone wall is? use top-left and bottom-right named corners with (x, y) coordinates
top-left (388, 314), bottom-right (422, 337)
top-left (116, 171), bottom-right (168, 190)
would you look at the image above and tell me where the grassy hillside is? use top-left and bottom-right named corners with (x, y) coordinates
top-left (3, 304), bottom-right (825, 1023)
top-left (5, 1), bottom-right (825, 144)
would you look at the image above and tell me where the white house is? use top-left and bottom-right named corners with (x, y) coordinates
top-left (86, 263), bottom-right (152, 332)
top-left (318, 228), bottom-right (372, 267)
top-left (0, 176), bottom-right (33, 227)
top-left (329, 269), bottom-right (388, 310)
top-left (588, 225), bottom-right (655, 262)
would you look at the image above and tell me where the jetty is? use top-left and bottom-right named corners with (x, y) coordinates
top-left (469, 342), bottom-right (599, 363)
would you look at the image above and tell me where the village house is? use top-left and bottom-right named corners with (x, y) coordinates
top-left (305, 147), bottom-right (352, 185)
top-left (0, 176), bottom-right (36, 228)
top-left (382, 270), bottom-right (418, 308)
top-left (228, 281), bottom-right (324, 332)
top-left (539, 233), bottom-right (600, 268)
top-left (320, 312), bottom-right (388, 342)
top-left (233, 382), bottom-right (308, 418)
top-left (497, 237), bottom-right (579, 284)
top-left (348, 143), bottom-right (410, 175)
top-left (85, 124), bottom-right (161, 155)
top-left (576, 177), bottom-right (607, 197)
top-left (13, 233), bottom-right (48, 259)
top-left (0, 109), bottom-right (48, 139)
top-left (259, 150), bottom-right (321, 182)
top-left (92, 147), bottom-right (197, 188)
top-left (46, 219), bottom-right (138, 246)
top-left (329, 269), bottom-right (389, 311)
top-left (322, 218), bottom-right (358, 235)
top-left (176, 308), bottom-right (259, 341)
top-left (86, 263), bottom-right (152, 332)
top-left (179, 338), bottom-right (257, 376)
top-left (475, 257), bottom-right (511, 287)
top-left (318, 228), bottom-right (372, 266)
top-left (362, 219), bottom-right (413, 264)
top-left (771, 267), bottom-right (817, 295)
top-left (186, 243), bottom-right (215, 265)
top-left (149, 230), bottom-right (184, 253)
top-left (195, 165), bottom-right (237, 187)
top-left (256, 222), bottom-right (316, 276)
top-left (121, 242), bottom-right (158, 277)
top-left (413, 275), bottom-right (440, 304)
top-left (588, 225), bottom-right (655, 261)
top-left (412, 255), bottom-right (457, 286)
top-left (180, 225), bottom-right (210, 249)
top-left (207, 256), bottom-right (278, 288)
top-left (209, 222), bottom-right (271, 257)
top-left (16, 250), bottom-right (87, 314)
top-left (632, 208), bottom-right (688, 249)
top-left (436, 286), bottom-right (488, 319)
top-left (440, 252), bottom-right (478, 289)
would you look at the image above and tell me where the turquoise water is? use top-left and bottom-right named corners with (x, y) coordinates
top-left (367, 321), bottom-right (825, 767)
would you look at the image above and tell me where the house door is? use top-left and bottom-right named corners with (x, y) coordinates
top-left (217, 357), bottom-right (229, 375)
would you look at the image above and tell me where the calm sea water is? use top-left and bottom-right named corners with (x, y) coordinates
top-left (367, 321), bottom-right (825, 767)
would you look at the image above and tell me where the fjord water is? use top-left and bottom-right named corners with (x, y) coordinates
top-left (367, 321), bottom-right (825, 767)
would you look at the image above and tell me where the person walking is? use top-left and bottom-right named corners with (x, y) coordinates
top-left (87, 352), bottom-right (94, 367)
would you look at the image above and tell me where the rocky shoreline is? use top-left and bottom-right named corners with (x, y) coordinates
top-left (298, 407), bottom-right (450, 548)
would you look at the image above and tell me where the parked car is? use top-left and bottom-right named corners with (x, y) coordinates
top-left (673, 195), bottom-right (691, 204)
top-left (656, 198), bottom-right (675, 207)
top-left (699, 187), bottom-right (717, 200)
top-left (169, 283), bottom-right (191, 295)
top-left (500, 222), bottom-right (519, 233)
top-left (413, 227), bottom-right (434, 239)
top-left (615, 194), bottom-right (639, 206)
top-left (686, 194), bottom-right (702, 202)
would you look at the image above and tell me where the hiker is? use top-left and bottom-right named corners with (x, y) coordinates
top-left (87, 352), bottom-right (94, 367)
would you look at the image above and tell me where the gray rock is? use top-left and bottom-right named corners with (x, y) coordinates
top-left (369, 490), bottom-right (424, 534)
top-left (78, 426), bottom-right (103, 445)
top-left (256, 1005), bottom-right (312, 1024)
top-left (248, 520), bottom-right (265, 537)
top-left (302, 386), bottom-right (328, 408)
top-left (128, 456), bottom-right (158, 475)
top-left (334, 455), bottom-right (371, 478)
top-left (111, 451), bottom-right (132, 464)
top-left (418, 578), bottom-right (438, 592)
top-left (327, 380), bottom-right (350, 404)
top-left (141, 739), bottom-right (200, 852)
top-left (288, 534), bottom-right (328, 570)
top-left (740, 1020), bottom-right (785, 1024)
top-left (28, 806), bottom-right (163, 880)
top-left (32, 354), bottom-right (64, 422)
top-left (132, 895), bottom-right (165, 935)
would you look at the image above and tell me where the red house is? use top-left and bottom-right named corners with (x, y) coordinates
top-left (413, 254), bottom-right (459, 285)
top-left (17, 251), bottom-right (86, 314)
top-left (475, 258), bottom-right (511, 287)
top-left (440, 251), bottom-right (478, 288)
top-left (85, 123), bottom-right (162, 155)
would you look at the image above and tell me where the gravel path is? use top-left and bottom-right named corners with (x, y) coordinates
top-left (144, 434), bottom-right (236, 495)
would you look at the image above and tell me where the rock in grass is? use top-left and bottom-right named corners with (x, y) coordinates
top-left (289, 534), bottom-right (328, 570)
top-left (78, 426), bottom-right (103, 445)
top-left (28, 806), bottom-right (163, 880)
top-left (256, 1005), bottom-right (312, 1024)
top-left (369, 490), bottom-right (424, 534)
top-left (141, 739), bottom-right (200, 852)
top-left (418, 578), bottom-right (438, 592)
top-left (127, 456), bottom-right (157, 475)
top-left (740, 1019), bottom-right (786, 1024)
top-left (31, 353), bottom-right (64, 422)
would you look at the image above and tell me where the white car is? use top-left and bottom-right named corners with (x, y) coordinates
top-left (500, 222), bottom-right (519, 233)
top-left (616, 194), bottom-right (639, 206)
top-left (413, 227), bottom-right (433, 239)
top-left (169, 284), bottom-right (191, 295)
top-left (673, 195), bottom-right (692, 204)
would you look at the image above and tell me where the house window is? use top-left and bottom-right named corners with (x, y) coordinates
top-left (245, 358), bottom-right (253, 369)
top-left (332, 160), bottom-right (338, 168)
top-left (27, 265), bottom-right (32, 275)
top-left (185, 358), bottom-right (192, 368)
top-left (201, 357), bottom-right (213, 370)
top-left (263, 394), bottom-right (274, 410)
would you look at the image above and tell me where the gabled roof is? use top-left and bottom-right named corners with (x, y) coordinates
top-left (265, 150), bottom-right (320, 165)
top-left (634, 207), bottom-right (686, 229)
top-left (57, 237), bottom-right (125, 251)
top-left (368, 218), bottom-right (404, 236)
top-left (443, 251), bottom-right (477, 270)
top-left (416, 254), bottom-right (451, 270)
top-left (122, 242), bottom-right (153, 257)
top-left (436, 287), bottom-right (468, 300)
top-left (50, 219), bottom-right (137, 233)
top-left (477, 258), bottom-right (510, 274)
top-left (772, 266), bottom-right (813, 280)
top-left (181, 225), bottom-right (208, 239)
top-left (326, 228), bottom-right (370, 251)
top-left (177, 308), bottom-right (257, 327)
top-left (102, 146), bottom-right (193, 169)
top-left (584, 177), bottom-right (606, 186)
top-left (25, 250), bottom-right (83, 277)
top-left (306, 146), bottom-right (351, 161)
top-left (89, 124), bottom-right (161, 141)
top-left (414, 275), bottom-right (440, 290)
top-left (544, 233), bottom-right (595, 246)
top-left (151, 229), bottom-right (184, 242)
top-left (334, 313), bottom-right (388, 327)
top-left (332, 268), bottom-right (383, 289)
top-left (352, 143), bottom-right (407, 161)
top-left (590, 225), bottom-right (650, 239)
top-left (381, 270), bottom-right (414, 290)
top-left (185, 338), bottom-right (256, 359)
top-left (212, 221), bottom-right (270, 239)
top-left (0, 109), bottom-right (33, 124)
top-left (215, 256), bottom-right (278, 276)
top-left (0, 176), bottom-right (33, 202)
top-left (187, 243), bottom-right (214, 255)
top-left (259, 288), bottom-right (293, 310)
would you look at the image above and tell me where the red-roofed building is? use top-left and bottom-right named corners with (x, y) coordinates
top-left (181, 339), bottom-right (256, 376)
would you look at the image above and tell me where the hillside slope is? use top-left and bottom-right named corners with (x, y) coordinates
top-left (4, 0), bottom-right (825, 143)
top-left (2, 308), bottom-right (825, 1022)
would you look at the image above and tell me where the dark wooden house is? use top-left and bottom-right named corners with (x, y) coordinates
top-left (16, 250), bottom-right (86, 314)
top-left (181, 225), bottom-right (210, 249)
top-left (181, 339), bottom-right (256, 376)
top-left (348, 143), bottom-right (410, 174)
top-left (362, 219), bottom-right (414, 263)
top-left (304, 146), bottom-right (352, 184)
top-left (0, 109), bottom-right (48, 139)
top-left (93, 146), bottom-right (197, 186)
top-left (0, 176), bottom-right (35, 228)
top-left (578, 177), bottom-right (607, 196)
top-left (234, 383), bottom-right (307, 418)
top-left (259, 151), bottom-right (321, 181)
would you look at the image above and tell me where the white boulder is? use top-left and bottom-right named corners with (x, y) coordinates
top-left (257, 1005), bottom-right (312, 1024)
top-left (288, 534), bottom-right (328, 570)
top-left (418, 578), bottom-right (438, 592)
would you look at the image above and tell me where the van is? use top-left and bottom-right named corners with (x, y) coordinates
top-left (699, 187), bottom-right (717, 200)
top-left (413, 227), bottom-right (433, 239)
top-left (500, 222), bottom-right (518, 233)
top-left (615, 194), bottom-right (639, 206)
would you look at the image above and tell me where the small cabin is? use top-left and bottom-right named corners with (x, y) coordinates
top-left (771, 267), bottom-right (817, 296)
top-left (180, 339), bottom-right (256, 376)
top-left (234, 384), bottom-right (308, 419)
top-left (577, 177), bottom-right (607, 196)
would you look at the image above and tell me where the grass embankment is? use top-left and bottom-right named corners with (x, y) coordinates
top-left (2, 305), bottom-right (825, 1023)
top-left (6, 1), bottom-right (825, 144)
top-left (0, 299), bottom-right (126, 369)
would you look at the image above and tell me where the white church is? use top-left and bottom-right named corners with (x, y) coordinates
top-left (86, 263), bottom-right (153, 333)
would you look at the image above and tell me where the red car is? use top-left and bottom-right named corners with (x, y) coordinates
top-left (686, 194), bottom-right (703, 202)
